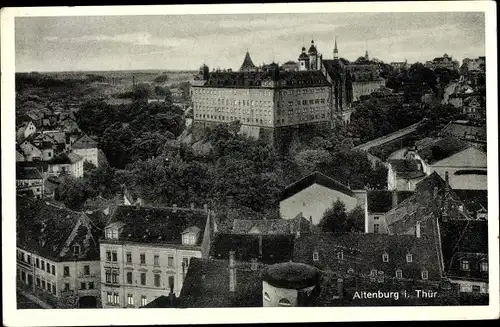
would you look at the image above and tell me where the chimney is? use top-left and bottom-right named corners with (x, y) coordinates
top-left (190, 203), bottom-right (195, 210)
top-left (229, 251), bottom-right (236, 292)
top-left (416, 221), bottom-right (421, 238)
top-left (172, 204), bottom-right (177, 212)
top-left (392, 190), bottom-right (398, 209)
top-left (337, 278), bottom-right (344, 299)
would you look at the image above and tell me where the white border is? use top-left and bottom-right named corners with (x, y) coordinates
top-left (2, 2), bottom-right (498, 325)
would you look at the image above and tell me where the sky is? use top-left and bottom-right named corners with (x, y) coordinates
top-left (15, 12), bottom-right (485, 72)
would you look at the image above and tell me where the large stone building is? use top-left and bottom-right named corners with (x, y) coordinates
top-left (425, 53), bottom-right (459, 71)
top-left (347, 51), bottom-right (385, 102)
top-left (99, 204), bottom-right (213, 308)
top-left (191, 39), bottom-right (354, 143)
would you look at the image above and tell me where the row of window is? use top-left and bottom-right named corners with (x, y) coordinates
top-left (105, 270), bottom-right (176, 288)
top-left (199, 107), bottom-right (273, 116)
top-left (369, 268), bottom-right (428, 280)
top-left (106, 251), bottom-right (189, 267)
top-left (17, 251), bottom-right (58, 276)
top-left (312, 250), bottom-right (414, 264)
top-left (194, 88), bottom-right (327, 96)
top-left (35, 276), bottom-right (57, 294)
top-left (461, 259), bottom-right (488, 272)
top-left (106, 292), bottom-right (148, 307)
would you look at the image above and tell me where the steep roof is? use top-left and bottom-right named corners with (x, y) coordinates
top-left (385, 172), bottom-right (469, 234)
top-left (16, 166), bottom-right (43, 180)
top-left (239, 51), bottom-right (257, 71)
top-left (440, 121), bottom-right (486, 142)
top-left (387, 159), bottom-right (426, 179)
top-left (418, 136), bottom-right (470, 164)
top-left (232, 219), bottom-right (292, 235)
top-left (71, 134), bottom-right (98, 149)
top-left (322, 59), bottom-right (345, 81)
top-left (293, 232), bottom-right (443, 281)
top-left (179, 258), bottom-right (263, 308)
top-left (281, 171), bottom-right (354, 201)
top-left (16, 196), bottom-right (101, 262)
top-left (105, 205), bottom-right (208, 245)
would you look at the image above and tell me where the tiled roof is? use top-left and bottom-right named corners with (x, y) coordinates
top-left (388, 159), bottom-right (426, 179)
top-left (48, 152), bottom-right (83, 165)
top-left (385, 172), bottom-right (470, 234)
top-left (322, 59), bottom-right (345, 81)
top-left (281, 171), bottom-right (354, 201)
top-left (201, 70), bottom-right (330, 88)
top-left (232, 219), bottom-right (292, 235)
top-left (105, 205), bottom-right (208, 245)
top-left (16, 166), bottom-right (43, 180)
top-left (209, 233), bottom-right (295, 264)
top-left (453, 190), bottom-right (488, 215)
top-left (71, 134), bottom-right (98, 149)
top-left (440, 121), bottom-right (486, 142)
top-left (16, 196), bottom-right (101, 262)
top-left (179, 258), bottom-right (264, 308)
top-left (140, 294), bottom-right (179, 308)
top-left (440, 220), bottom-right (488, 281)
top-left (293, 232), bottom-right (442, 281)
top-left (418, 136), bottom-right (470, 164)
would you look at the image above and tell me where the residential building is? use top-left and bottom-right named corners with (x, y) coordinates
top-left (391, 60), bottom-right (408, 71)
top-left (18, 139), bottom-right (43, 162)
top-left (70, 134), bottom-right (99, 168)
top-left (462, 96), bottom-right (486, 121)
top-left (16, 121), bottom-right (37, 143)
top-left (279, 171), bottom-right (368, 226)
top-left (366, 190), bottom-right (414, 234)
top-left (16, 196), bottom-right (102, 308)
top-left (99, 204), bottom-right (212, 308)
top-left (281, 61), bottom-right (299, 72)
top-left (387, 159), bottom-right (427, 191)
top-left (425, 53), bottom-right (459, 71)
top-left (347, 52), bottom-right (385, 101)
top-left (462, 56), bottom-right (485, 72)
top-left (440, 120), bottom-right (486, 151)
top-left (16, 166), bottom-right (44, 199)
top-left (409, 136), bottom-right (487, 190)
top-left (47, 152), bottom-right (84, 178)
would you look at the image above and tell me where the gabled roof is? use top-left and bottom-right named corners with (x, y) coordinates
top-left (16, 196), bottom-right (101, 262)
top-left (17, 166), bottom-right (43, 180)
top-left (179, 258), bottom-right (264, 308)
top-left (105, 205), bottom-right (208, 245)
top-left (281, 171), bottom-right (354, 201)
top-left (387, 159), bottom-right (426, 179)
top-left (417, 137), bottom-right (470, 164)
top-left (71, 134), bottom-right (98, 149)
top-left (239, 51), bottom-right (257, 72)
top-left (440, 121), bottom-right (486, 142)
top-left (293, 232), bottom-right (442, 281)
top-left (322, 59), bottom-right (345, 81)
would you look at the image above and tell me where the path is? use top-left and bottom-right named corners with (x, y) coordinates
top-left (17, 289), bottom-right (52, 309)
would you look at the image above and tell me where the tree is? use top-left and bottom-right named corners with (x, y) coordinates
top-left (55, 176), bottom-right (92, 210)
top-left (318, 199), bottom-right (348, 233)
top-left (346, 206), bottom-right (365, 232)
top-left (132, 83), bottom-right (153, 101)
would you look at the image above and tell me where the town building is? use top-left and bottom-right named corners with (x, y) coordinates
top-left (18, 139), bottom-right (43, 162)
top-left (462, 96), bottom-right (486, 121)
top-left (16, 121), bottom-right (37, 143)
top-left (281, 61), bottom-right (299, 72)
top-left (347, 51), bottom-right (385, 102)
top-left (47, 152), bottom-right (84, 178)
top-left (16, 196), bottom-right (102, 308)
top-left (390, 60), bottom-right (408, 71)
top-left (279, 171), bottom-right (368, 226)
top-left (70, 134), bottom-right (99, 168)
top-left (366, 190), bottom-right (414, 234)
top-left (440, 120), bottom-right (486, 151)
top-left (387, 159), bottom-right (427, 191)
top-left (16, 166), bottom-right (44, 199)
top-left (406, 136), bottom-right (487, 190)
top-left (462, 56), bottom-right (485, 72)
top-left (99, 203), bottom-right (212, 308)
top-left (191, 40), bottom-right (354, 143)
top-left (425, 53), bottom-right (459, 71)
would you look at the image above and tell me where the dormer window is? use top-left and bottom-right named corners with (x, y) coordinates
top-left (396, 269), bottom-right (403, 279)
top-left (421, 269), bottom-right (428, 280)
top-left (337, 251), bottom-right (344, 260)
top-left (479, 261), bottom-right (488, 272)
top-left (313, 250), bottom-right (319, 261)
top-left (460, 259), bottom-right (470, 271)
top-left (406, 253), bottom-right (413, 263)
top-left (382, 253), bottom-right (389, 262)
top-left (73, 244), bottom-right (80, 256)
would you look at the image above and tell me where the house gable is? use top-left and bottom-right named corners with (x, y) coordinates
top-left (431, 147), bottom-right (487, 168)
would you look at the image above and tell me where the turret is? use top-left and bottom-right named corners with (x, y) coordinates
top-left (308, 40), bottom-right (318, 70)
top-left (298, 46), bottom-right (310, 71)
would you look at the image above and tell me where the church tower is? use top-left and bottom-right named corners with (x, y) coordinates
top-left (298, 46), bottom-right (310, 71)
top-left (240, 51), bottom-right (257, 72)
top-left (308, 40), bottom-right (318, 70)
top-left (365, 50), bottom-right (369, 61)
top-left (333, 37), bottom-right (339, 60)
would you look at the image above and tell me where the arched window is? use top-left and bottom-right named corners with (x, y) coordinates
top-left (278, 298), bottom-right (292, 307)
top-left (263, 292), bottom-right (271, 302)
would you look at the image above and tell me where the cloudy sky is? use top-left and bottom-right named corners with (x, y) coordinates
top-left (15, 12), bottom-right (485, 72)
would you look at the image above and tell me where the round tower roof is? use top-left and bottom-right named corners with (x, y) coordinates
top-left (299, 52), bottom-right (310, 60)
top-left (308, 42), bottom-right (318, 55)
top-left (262, 262), bottom-right (320, 290)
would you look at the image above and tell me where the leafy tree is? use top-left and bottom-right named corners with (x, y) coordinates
top-left (154, 74), bottom-right (169, 83)
top-left (319, 199), bottom-right (348, 233)
top-left (54, 175), bottom-right (92, 210)
top-left (132, 83), bottom-right (153, 101)
top-left (346, 206), bottom-right (365, 232)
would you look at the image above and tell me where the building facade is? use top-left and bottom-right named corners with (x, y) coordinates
top-left (70, 134), bottom-right (99, 168)
top-left (16, 167), bottom-right (44, 198)
top-left (425, 53), bottom-right (459, 71)
top-left (47, 152), bottom-right (84, 178)
top-left (99, 204), bottom-right (212, 308)
top-left (16, 197), bottom-right (102, 308)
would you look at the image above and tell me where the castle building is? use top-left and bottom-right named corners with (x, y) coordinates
top-left (191, 40), bottom-right (353, 142)
top-left (425, 53), bottom-right (460, 71)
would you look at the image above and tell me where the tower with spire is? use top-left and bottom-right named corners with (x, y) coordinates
top-left (298, 45), bottom-right (310, 71)
top-left (333, 37), bottom-right (339, 60)
top-left (308, 40), bottom-right (318, 70)
top-left (240, 51), bottom-right (257, 72)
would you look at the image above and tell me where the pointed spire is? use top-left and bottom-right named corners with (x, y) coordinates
top-left (240, 51), bottom-right (257, 72)
top-left (333, 37), bottom-right (339, 59)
